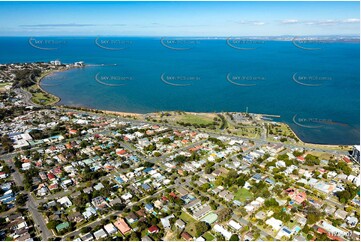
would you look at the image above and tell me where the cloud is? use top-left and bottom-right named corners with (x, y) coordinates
top-left (281, 19), bottom-right (299, 24)
top-left (20, 23), bottom-right (128, 28)
top-left (238, 20), bottom-right (266, 26)
top-left (20, 23), bottom-right (97, 28)
top-left (281, 18), bottom-right (360, 25)
top-left (342, 18), bottom-right (360, 23)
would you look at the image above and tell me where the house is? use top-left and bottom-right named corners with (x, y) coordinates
top-left (126, 212), bottom-right (139, 224)
top-left (93, 228), bottom-right (107, 240)
top-left (57, 196), bottom-right (72, 208)
top-left (93, 183), bottom-right (104, 191)
top-left (324, 205), bottom-right (336, 215)
top-left (141, 235), bottom-right (153, 241)
top-left (175, 219), bottom-right (186, 229)
top-left (276, 226), bottom-right (293, 240)
top-left (293, 191), bottom-right (307, 204)
top-left (335, 209), bottom-right (348, 220)
top-left (82, 206), bottom-right (97, 219)
top-left (145, 203), bottom-right (154, 212)
top-left (67, 212), bottom-right (84, 223)
top-left (83, 187), bottom-right (93, 194)
top-left (193, 204), bottom-right (212, 219)
top-left (213, 224), bottom-right (232, 240)
top-left (114, 218), bottom-right (131, 235)
top-left (244, 231), bottom-right (254, 241)
top-left (0, 172), bottom-right (9, 179)
top-left (148, 225), bottom-right (160, 234)
top-left (136, 209), bottom-right (147, 218)
top-left (81, 233), bottom-right (94, 241)
top-left (56, 222), bottom-right (70, 232)
top-left (160, 215), bottom-right (174, 230)
top-left (47, 172), bottom-right (56, 181)
top-left (104, 223), bottom-right (118, 235)
top-left (92, 196), bottom-right (107, 209)
top-left (228, 220), bottom-right (242, 230)
top-left (255, 211), bottom-right (266, 220)
top-left (37, 184), bottom-right (48, 196)
top-left (181, 232), bottom-right (193, 241)
top-left (184, 199), bottom-right (201, 209)
top-left (346, 216), bottom-right (358, 227)
top-left (266, 217), bottom-right (283, 232)
top-left (176, 187), bottom-right (189, 196)
top-left (295, 214), bottom-right (307, 227)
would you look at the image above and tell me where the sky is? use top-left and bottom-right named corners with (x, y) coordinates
top-left (0, 1), bottom-right (359, 36)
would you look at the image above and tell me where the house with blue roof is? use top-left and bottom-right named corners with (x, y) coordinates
top-left (265, 177), bottom-right (276, 185)
top-left (114, 176), bottom-right (124, 184)
top-left (252, 173), bottom-right (262, 181)
top-left (143, 167), bottom-right (153, 173)
top-left (129, 156), bottom-right (139, 162)
top-left (145, 203), bottom-right (154, 212)
top-left (0, 192), bottom-right (14, 203)
top-left (0, 182), bottom-right (12, 191)
top-left (142, 183), bottom-right (151, 191)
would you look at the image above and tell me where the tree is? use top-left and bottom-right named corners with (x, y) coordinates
top-left (306, 234), bottom-right (313, 240)
top-left (1, 134), bottom-right (14, 152)
top-left (113, 203), bottom-right (126, 211)
top-left (80, 227), bottom-right (91, 234)
top-left (230, 234), bottom-right (239, 241)
top-left (218, 208), bottom-right (232, 222)
top-left (47, 220), bottom-right (60, 230)
top-left (194, 221), bottom-right (209, 237)
top-left (265, 198), bottom-right (279, 207)
top-left (15, 193), bottom-right (28, 206)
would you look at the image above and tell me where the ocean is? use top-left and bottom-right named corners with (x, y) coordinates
top-left (0, 37), bottom-right (359, 145)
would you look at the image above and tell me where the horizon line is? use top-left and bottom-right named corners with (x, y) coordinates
top-left (0, 34), bottom-right (359, 38)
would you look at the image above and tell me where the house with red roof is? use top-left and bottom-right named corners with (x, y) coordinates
top-left (48, 184), bottom-right (58, 191)
top-left (148, 225), bottom-right (159, 234)
top-left (181, 139), bottom-right (189, 145)
top-left (69, 129), bottom-right (77, 135)
top-left (53, 167), bottom-right (62, 176)
top-left (181, 232), bottom-right (192, 241)
top-left (114, 218), bottom-right (131, 235)
top-left (47, 172), bottom-right (56, 181)
top-left (169, 192), bottom-right (178, 199)
top-left (343, 156), bottom-right (351, 163)
top-left (297, 156), bottom-right (305, 162)
top-left (116, 149), bottom-right (127, 156)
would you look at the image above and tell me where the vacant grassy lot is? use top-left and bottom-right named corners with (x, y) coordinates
top-left (0, 82), bottom-right (11, 91)
top-left (179, 211), bottom-right (196, 223)
top-left (177, 113), bottom-right (215, 125)
top-left (203, 231), bottom-right (215, 241)
top-left (234, 188), bottom-right (253, 202)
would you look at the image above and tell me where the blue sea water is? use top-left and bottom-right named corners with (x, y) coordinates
top-left (0, 37), bottom-right (359, 145)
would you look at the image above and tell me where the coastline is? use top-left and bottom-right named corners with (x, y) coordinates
top-left (56, 105), bottom-right (352, 150)
top-left (36, 70), bottom-right (63, 105)
top-left (33, 68), bottom-right (354, 149)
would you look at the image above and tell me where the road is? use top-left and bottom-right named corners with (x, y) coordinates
top-left (7, 159), bottom-right (53, 240)
top-left (14, 88), bottom-right (39, 107)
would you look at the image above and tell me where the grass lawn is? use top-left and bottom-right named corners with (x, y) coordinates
top-left (0, 82), bottom-right (11, 87)
top-left (177, 113), bottom-right (215, 125)
top-left (0, 82), bottom-right (11, 91)
top-left (179, 211), bottom-right (196, 223)
top-left (130, 221), bottom-right (139, 229)
top-left (232, 125), bottom-right (260, 139)
top-left (203, 232), bottom-right (215, 241)
top-left (185, 222), bottom-right (197, 237)
top-left (234, 188), bottom-right (253, 202)
top-left (27, 85), bottom-right (59, 105)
